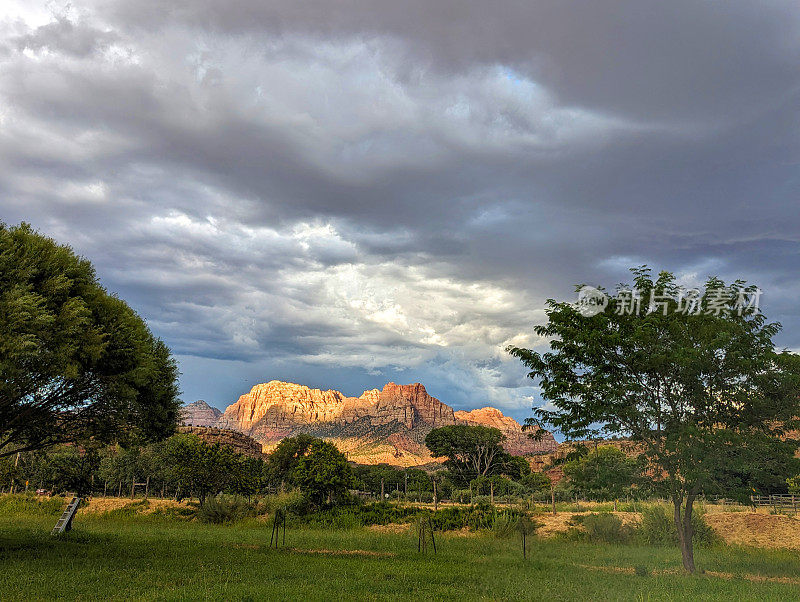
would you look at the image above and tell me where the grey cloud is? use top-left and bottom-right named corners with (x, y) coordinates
top-left (14, 15), bottom-right (118, 57)
top-left (1, 3), bottom-right (799, 421)
top-left (98, 0), bottom-right (800, 121)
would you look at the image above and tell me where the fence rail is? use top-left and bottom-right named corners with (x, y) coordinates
top-left (751, 494), bottom-right (799, 513)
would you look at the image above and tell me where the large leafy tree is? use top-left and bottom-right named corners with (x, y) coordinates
top-left (290, 439), bottom-right (353, 506)
top-left (562, 445), bottom-right (642, 502)
top-left (425, 425), bottom-right (510, 484)
top-left (0, 223), bottom-right (181, 457)
top-left (264, 433), bottom-right (320, 486)
top-left (160, 434), bottom-right (238, 503)
top-left (509, 267), bottom-right (800, 573)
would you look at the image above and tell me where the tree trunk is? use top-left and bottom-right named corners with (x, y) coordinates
top-left (673, 496), bottom-right (696, 574)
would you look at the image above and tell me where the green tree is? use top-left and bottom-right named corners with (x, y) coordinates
top-left (404, 467), bottom-right (433, 500)
top-left (562, 445), bottom-right (641, 501)
top-left (425, 425), bottom-right (509, 484)
top-left (160, 434), bottom-right (237, 503)
top-left (509, 267), bottom-right (800, 573)
top-left (521, 471), bottom-right (551, 495)
top-left (230, 455), bottom-right (265, 497)
top-left (21, 445), bottom-right (100, 494)
top-left (353, 463), bottom-right (404, 497)
top-left (502, 455), bottom-right (532, 480)
top-left (290, 440), bottom-right (353, 506)
top-left (264, 433), bottom-right (320, 487)
top-left (0, 223), bottom-right (181, 457)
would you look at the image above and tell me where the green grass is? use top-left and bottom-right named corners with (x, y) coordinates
top-left (2, 500), bottom-right (799, 600)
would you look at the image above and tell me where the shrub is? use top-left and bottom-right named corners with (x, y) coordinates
top-left (636, 505), bottom-right (718, 546)
top-left (196, 496), bottom-right (254, 524)
top-left (255, 490), bottom-right (306, 516)
top-left (634, 565), bottom-right (649, 577)
top-left (294, 501), bottom-right (524, 532)
top-left (566, 512), bottom-right (633, 543)
top-left (149, 505), bottom-right (195, 520)
top-left (0, 493), bottom-right (65, 516)
top-left (491, 513), bottom-right (518, 539)
top-left (583, 512), bottom-right (632, 543)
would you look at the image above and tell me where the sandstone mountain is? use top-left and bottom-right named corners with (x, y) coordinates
top-left (453, 407), bottom-right (550, 456)
top-left (179, 400), bottom-right (222, 427)
top-left (185, 380), bottom-right (557, 466)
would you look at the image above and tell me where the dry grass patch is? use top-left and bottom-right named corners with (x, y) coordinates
top-left (535, 511), bottom-right (639, 538)
top-left (705, 512), bottom-right (800, 550)
top-left (78, 497), bottom-right (193, 515)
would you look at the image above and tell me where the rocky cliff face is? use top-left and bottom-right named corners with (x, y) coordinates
top-left (454, 407), bottom-right (557, 455)
top-left (179, 400), bottom-right (222, 427)
top-left (184, 381), bottom-right (557, 466)
top-left (177, 426), bottom-right (265, 459)
top-left (218, 381), bottom-right (455, 432)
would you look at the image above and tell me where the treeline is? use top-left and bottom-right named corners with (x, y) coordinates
top-left (0, 434), bottom-right (265, 503)
top-left (352, 464), bottom-right (552, 504)
top-left (4, 431), bottom-right (794, 509)
top-left (0, 431), bottom-right (552, 506)
top-left (1, 432), bottom-right (357, 507)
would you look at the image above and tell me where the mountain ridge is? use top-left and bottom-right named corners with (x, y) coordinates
top-left (183, 380), bottom-right (557, 466)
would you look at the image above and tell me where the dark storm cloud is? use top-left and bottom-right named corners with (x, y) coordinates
top-left (1, 1), bottom-right (799, 418)
top-left (100, 0), bottom-right (800, 120)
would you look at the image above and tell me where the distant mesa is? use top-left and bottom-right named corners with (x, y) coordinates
top-left (177, 425), bottom-right (266, 460)
top-left (181, 381), bottom-right (557, 466)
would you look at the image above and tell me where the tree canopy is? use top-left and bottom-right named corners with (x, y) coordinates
top-left (509, 267), bottom-right (800, 573)
top-left (290, 439), bottom-right (353, 505)
top-left (264, 433), bottom-right (319, 486)
top-left (562, 445), bottom-right (642, 502)
top-left (425, 424), bottom-right (511, 484)
top-left (0, 222), bottom-right (181, 457)
top-left (160, 434), bottom-right (242, 504)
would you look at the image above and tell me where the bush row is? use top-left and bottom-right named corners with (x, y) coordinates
top-left (561, 506), bottom-right (719, 546)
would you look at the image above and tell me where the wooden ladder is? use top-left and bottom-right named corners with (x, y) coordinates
top-left (51, 496), bottom-right (82, 535)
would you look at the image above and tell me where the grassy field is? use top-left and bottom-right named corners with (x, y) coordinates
top-left (2, 497), bottom-right (800, 600)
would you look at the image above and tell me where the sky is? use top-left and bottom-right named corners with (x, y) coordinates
top-left (1, 1), bottom-right (799, 423)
